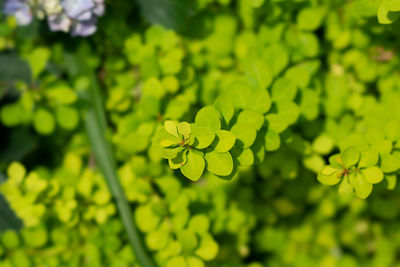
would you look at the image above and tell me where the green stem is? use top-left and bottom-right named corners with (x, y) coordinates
top-left (84, 73), bottom-right (155, 267)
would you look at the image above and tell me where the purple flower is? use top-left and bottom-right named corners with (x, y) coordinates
top-left (3, 0), bottom-right (32, 25)
top-left (71, 18), bottom-right (97, 36)
top-left (48, 13), bottom-right (71, 32)
top-left (61, 0), bottom-right (94, 20)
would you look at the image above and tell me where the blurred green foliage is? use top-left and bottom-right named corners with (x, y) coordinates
top-left (1, 0), bottom-right (400, 266)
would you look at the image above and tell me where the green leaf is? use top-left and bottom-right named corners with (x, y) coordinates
top-left (361, 167), bottom-right (384, 184)
top-left (162, 146), bottom-right (183, 159)
top-left (231, 123), bottom-right (257, 148)
top-left (297, 7), bottom-right (326, 31)
top-left (237, 110), bottom-right (264, 130)
top-left (248, 89), bottom-right (272, 114)
top-left (232, 147), bottom-right (254, 167)
top-left (338, 177), bottom-right (354, 197)
top-left (380, 154), bottom-right (400, 173)
top-left (46, 85), bottom-right (77, 105)
top-left (195, 234), bottom-right (219, 261)
top-left (271, 77), bottom-right (297, 102)
top-left (56, 106), bottom-right (79, 130)
top-left (262, 44), bottom-right (289, 76)
top-left (214, 96), bottom-right (235, 125)
top-left (265, 129), bottom-right (280, 151)
top-left (266, 114), bottom-right (288, 133)
top-left (352, 173), bottom-right (372, 199)
top-left (24, 47), bottom-right (50, 79)
top-left (177, 122), bottom-right (191, 139)
top-left (277, 101), bottom-right (300, 125)
top-left (0, 194), bottom-right (23, 231)
top-left (317, 166), bottom-right (341, 185)
top-left (166, 256), bottom-right (186, 267)
top-left (169, 149), bottom-right (188, 169)
top-left (192, 127), bottom-right (215, 149)
top-left (180, 150), bottom-right (205, 181)
top-left (195, 106), bottom-right (221, 132)
top-left (329, 154), bottom-right (344, 169)
top-left (164, 120), bottom-right (179, 137)
top-left (177, 229), bottom-right (198, 253)
top-left (33, 108), bottom-right (55, 135)
top-left (213, 130), bottom-right (236, 153)
top-left (341, 147), bottom-right (360, 168)
top-left (378, 5), bottom-right (400, 24)
top-left (383, 0), bottom-right (400, 11)
top-left (358, 148), bottom-right (379, 168)
top-left (205, 151), bottom-right (234, 176)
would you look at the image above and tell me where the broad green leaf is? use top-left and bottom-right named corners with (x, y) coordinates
top-left (231, 123), bottom-right (257, 148)
top-left (271, 77), bottom-right (297, 102)
top-left (225, 80), bottom-right (252, 110)
top-left (248, 89), bottom-right (272, 114)
top-left (359, 148), bottom-right (379, 168)
top-left (46, 86), bottom-right (77, 104)
top-left (160, 139), bottom-right (179, 147)
top-left (266, 114), bottom-right (288, 133)
top-left (317, 167), bottom-right (341, 185)
top-left (166, 256), bottom-right (187, 267)
top-left (329, 154), bottom-right (343, 169)
top-left (277, 101), bottom-right (300, 125)
top-left (164, 120), bottom-right (179, 137)
top-left (169, 149), bottom-right (188, 169)
top-left (195, 106), bottom-right (221, 132)
top-left (361, 167), bottom-right (384, 184)
top-left (262, 44), bottom-right (288, 76)
top-left (233, 147), bottom-right (254, 167)
top-left (195, 234), bottom-right (219, 261)
top-left (380, 154), bottom-right (400, 173)
top-left (25, 47), bottom-right (50, 79)
top-left (237, 110), bottom-right (264, 130)
top-left (246, 60), bottom-right (273, 91)
top-left (214, 96), bottom-right (235, 125)
top-left (338, 177), bottom-right (354, 197)
top-left (33, 108), bottom-right (55, 135)
top-left (378, 5), bottom-right (400, 24)
top-left (352, 173), bottom-right (372, 199)
top-left (265, 129), bottom-right (280, 151)
top-left (56, 106), bottom-right (79, 130)
top-left (162, 146), bottom-right (183, 159)
top-left (180, 150), bottom-right (205, 181)
top-left (297, 7), bottom-right (326, 31)
top-left (192, 127), bottom-right (215, 149)
top-left (312, 135), bottom-right (334, 155)
top-left (177, 229), bottom-right (198, 253)
top-left (383, 0), bottom-right (400, 11)
top-left (214, 130), bottom-right (236, 153)
top-left (320, 165), bottom-right (340, 176)
top-left (341, 147), bottom-right (360, 168)
top-left (177, 122), bottom-right (191, 138)
top-left (146, 229), bottom-right (169, 251)
top-left (205, 151), bottom-right (233, 176)
top-left (187, 257), bottom-right (204, 267)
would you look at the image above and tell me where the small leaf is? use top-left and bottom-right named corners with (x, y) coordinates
top-left (195, 106), bottom-right (221, 132)
top-left (266, 114), bottom-right (288, 133)
top-left (338, 177), bottom-right (354, 197)
top-left (361, 167), bottom-right (384, 184)
top-left (358, 148), bottom-right (379, 168)
top-left (341, 146), bottom-right (360, 168)
top-left (168, 149), bottom-right (188, 169)
top-left (380, 154), bottom-right (400, 173)
top-left (352, 173), bottom-right (372, 199)
top-left (195, 234), bottom-right (219, 261)
top-left (232, 147), bottom-right (254, 167)
top-left (160, 139), bottom-right (179, 147)
top-left (162, 146), bottom-right (182, 159)
top-left (177, 122), bottom-right (191, 138)
top-left (248, 89), bottom-right (271, 114)
top-left (321, 165), bottom-right (340, 176)
top-left (237, 110), bottom-right (264, 130)
top-left (205, 151), bottom-right (233, 176)
top-left (164, 120), bottom-right (179, 137)
top-left (317, 170), bottom-right (341, 185)
top-left (33, 108), bottom-right (55, 135)
top-left (180, 150), bottom-right (205, 181)
top-left (192, 127), bottom-right (215, 149)
top-left (231, 123), bottom-right (257, 148)
top-left (214, 130), bottom-right (236, 153)
top-left (265, 129), bottom-right (280, 151)
top-left (214, 96), bottom-right (234, 125)
top-left (329, 154), bottom-right (343, 169)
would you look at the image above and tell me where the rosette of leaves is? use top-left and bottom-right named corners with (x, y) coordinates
top-left (317, 146), bottom-right (400, 199)
top-left (159, 106), bottom-right (236, 181)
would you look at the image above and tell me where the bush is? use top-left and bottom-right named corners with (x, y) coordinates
top-left (0, 0), bottom-right (400, 266)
